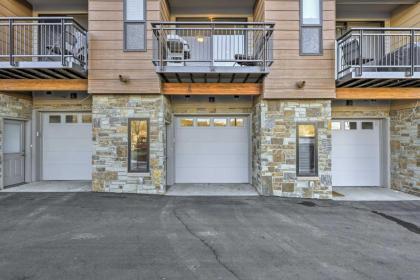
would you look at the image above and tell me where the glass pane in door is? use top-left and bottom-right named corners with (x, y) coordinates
top-left (4, 121), bottom-right (23, 154)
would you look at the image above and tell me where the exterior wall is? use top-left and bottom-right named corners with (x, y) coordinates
top-left (391, 3), bottom-right (420, 28)
top-left (171, 96), bottom-right (253, 114)
top-left (390, 100), bottom-right (420, 196)
top-left (253, 99), bottom-right (332, 199)
top-left (0, 0), bottom-right (32, 17)
top-left (88, 0), bottom-right (164, 94)
top-left (0, 93), bottom-right (32, 189)
top-left (332, 101), bottom-right (390, 119)
top-left (263, 0), bottom-right (336, 99)
top-left (92, 95), bottom-right (170, 194)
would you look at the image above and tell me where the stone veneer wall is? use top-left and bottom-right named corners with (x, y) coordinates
top-left (390, 101), bottom-right (420, 196)
top-left (0, 93), bottom-right (32, 189)
top-left (92, 95), bottom-right (170, 194)
top-left (253, 99), bottom-right (332, 199)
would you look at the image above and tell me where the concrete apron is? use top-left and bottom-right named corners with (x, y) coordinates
top-left (166, 184), bottom-right (260, 196)
top-left (333, 187), bottom-right (420, 201)
top-left (0, 181), bottom-right (91, 193)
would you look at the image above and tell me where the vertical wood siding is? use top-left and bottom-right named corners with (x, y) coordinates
top-left (262, 0), bottom-right (336, 99)
top-left (88, 0), bottom-right (164, 94)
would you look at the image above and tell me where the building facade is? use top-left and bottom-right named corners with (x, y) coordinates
top-left (0, 0), bottom-right (419, 198)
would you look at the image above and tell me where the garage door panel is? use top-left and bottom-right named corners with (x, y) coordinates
top-left (43, 164), bottom-right (91, 180)
top-left (176, 130), bottom-right (247, 143)
top-left (175, 116), bottom-right (249, 184)
top-left (176, 167), bottom-right (249, 183)
top-left (176, 142), bottom-right (248, 155)
top-left (332, 119), bottom-right (381, 187)
top-left (332, 144), bottom-right (380, 158)
top-left (176, 154), bottom-right (249, 168)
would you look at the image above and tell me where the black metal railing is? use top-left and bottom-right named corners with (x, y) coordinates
top-left (336, 28), bottom-right (420, 79)
top-left (0, 17), bottom-right (87, 70)
top-left (152, 22), bottom-right (274, 71)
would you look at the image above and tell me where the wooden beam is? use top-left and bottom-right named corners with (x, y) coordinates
top-left (0, 79), bottom-right (88, 92)
top-left (162, 83), bottom-right (262, 95)
top-left (336, 88), bottom-right (420, 100)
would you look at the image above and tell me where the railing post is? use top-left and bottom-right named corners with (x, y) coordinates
top-left (9, 18), bottom-right (14, 66)
top-left (358, 29), bottom-right (363, 77)
top-left (210, 23), bottom-right (214, 71)
top-left (159, 24), bottom-right (163, 71)
top-left (410, 29), bottom-right (415, 77)
top-left (61, 18), bottom-right (66, 66)
top-left (262, 25), bottom-right (267, 71)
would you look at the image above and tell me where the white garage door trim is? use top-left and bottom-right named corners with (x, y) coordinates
top-left (174, 115), bottom-right (251, 184)
top-left (332, 119), bottom-right (382, 187)
top-left (42, 112), bottom-right (92, 180)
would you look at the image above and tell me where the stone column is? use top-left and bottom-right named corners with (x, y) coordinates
top-left (252, 98), bottom-right (332, 199)
top-left (92, 94), bottom-right (171, 194)
top-left (390, 100), bottom-right (419, 196)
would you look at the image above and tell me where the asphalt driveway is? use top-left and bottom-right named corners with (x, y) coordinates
top-left (0, 193), bottom-right (419, 280)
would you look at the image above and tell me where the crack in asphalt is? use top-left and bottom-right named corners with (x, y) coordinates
top-left (371, 210), bottom-right (420, 235)
top-left (173, 209), bottom-right (241, 280)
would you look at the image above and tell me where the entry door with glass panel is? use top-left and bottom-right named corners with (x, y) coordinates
top-left (3, 120), bottom-right (25, 186)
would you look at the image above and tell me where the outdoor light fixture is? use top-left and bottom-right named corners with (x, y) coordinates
top-left (196, 36), bottom-right (204, 43)
top-left (119, 74), bottom-right (129, 83)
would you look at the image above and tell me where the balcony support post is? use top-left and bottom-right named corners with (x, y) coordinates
top-left (61, 18), bottom-right (66, 67)
top-left (9, 19), bottom-right (14, 66)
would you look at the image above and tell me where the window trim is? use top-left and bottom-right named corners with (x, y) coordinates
top-left (296, 123), bottom-right (319, 177)
top-left (128, 118), bottom-right (150, 173)
top-left (123, 0), bottom-right (147, 52)
top-left (299, 0), bottom-right (323, 56)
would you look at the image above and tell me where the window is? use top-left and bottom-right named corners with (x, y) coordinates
top-left (300, 0), bottom-right (323, 55)
top-left (344, 121), bottom-right (357, 130)
top-left (65, 115), bottom-right (78, 123)
top-left (124, 0), bottom-right (146, 51)
top-left (49, 115), bottom-right (61, 123)
top-left (362, 122), bottom-right (373, 130)
top-left (180, 118), bottom-right (194, 127)
top-left (82, 115), bottom-right (92, 123)
top-left (214, 118), bottom-right (227, 127)
top-left (297, 124), bottom-right (318, 177)
top-left (230, 118), bottom-right (244, 127)
top-left (197, 118), bottom-right (211, 127)
top-left (331, 121), bottom-right (341, 130)
top-left (128, 119), bottom-right (149, 173)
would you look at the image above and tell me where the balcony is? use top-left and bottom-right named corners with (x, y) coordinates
top-left (152, 22), bottom-right (274, 83)
top-left (0, 17), bottom-right (87, 79)
top-left (336, 28), bottom-right (420, 87)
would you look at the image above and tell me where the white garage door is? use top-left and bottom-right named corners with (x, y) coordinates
top-left (332, 120), bottom-right (381, 187)
top-left (42, 113), bottom-right (92, 180)
top-left (175, 116), bottom-right (249, 183)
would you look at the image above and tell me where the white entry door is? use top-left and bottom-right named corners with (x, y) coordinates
top-left (332, 120), bottom-right (381, 187)
top-left (175, 116), bottom-right (249, 183)
top-left (3, 120), bottom-right (25, 186)
top-left (42, 113), bottom-right (92, 180)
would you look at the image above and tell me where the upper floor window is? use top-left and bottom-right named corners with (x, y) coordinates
top-left (300, 0), bottom-right (323, 55)
top-left (124, 0), bottom-right (146, 51)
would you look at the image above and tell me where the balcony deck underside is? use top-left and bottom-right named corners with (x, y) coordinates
top-left (337, 70), bottom-right (420, 88)
top-left (0, 61), bottom-right (87, 79)
top-left (157, 66), bottom-right (268, 83)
